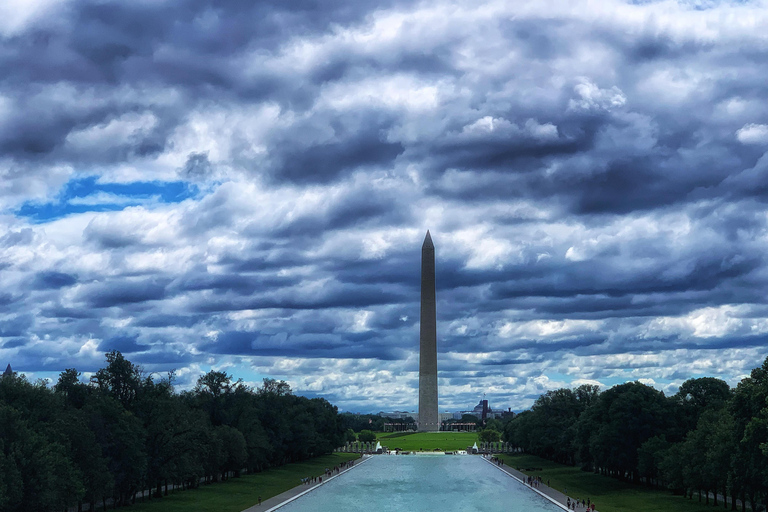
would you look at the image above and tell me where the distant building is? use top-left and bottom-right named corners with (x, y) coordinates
top-left (378, 411), bottom-right (415, 420)
top-left (2, 364), bottom-right (13, 377)
top-left (499, 408), bottom-right (515, 420)
top-left (474, 399), bottom-right (489, 420)
top-left (383, 422), bottom-right (417, 432)
top-left (440, 420), bottom-right (477, 432)
top-left (451, 399), bottom-right (512, 421)
top-left (439, 412), bottom-right (454, 423)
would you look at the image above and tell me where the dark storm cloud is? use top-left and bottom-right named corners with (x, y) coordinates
top-left (31, 271), bottom-right (78, 289)
top-left (0, 315), bottom-right (34, 338)
top-left (76, 279), bottom-right (169, 308)
top-left (327, 253), bottom-right (418, 286)
top-left (129, 348), bottom-right (199, 367)
top-left (508, 293), bottom-right (695, 319)
top-left (420, 117), bottom-right (600, 176)
top-left (488, 254), bottom-right (761, 300)
top-left (134, 313), bottom-right (202, 328)
top-left (171, 272), bottom-right (297, 296)
top-left (0, 0), bottom-right (409, 177)
top-left (3, 0), bottom-right (399, 86)
top-left (181, 152), bottom-right (213, 180)
top-left (38, 306), bottom-right (98, 320)
top-left (0, 229), bottom-right (35, 247)
top-left (98, 334), bottom-right (144, 353)
top-left (83, 222), bottom-right (145, 249)
top-left (267, 111), bottom-right (404, 183)
top-left (190, 282), bottom-right (405, 313)
top-left (0, 293), bottom-right (19, 308)
top-left (206, 330), bottom-right (404, 360)
top-left (0, 338), bottom-right (26, 349)
top-left (270, 184), bottom-right (413, 237)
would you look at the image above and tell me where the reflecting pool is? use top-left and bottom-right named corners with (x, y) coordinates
top-left (275, 455), bottom-right (563, 511)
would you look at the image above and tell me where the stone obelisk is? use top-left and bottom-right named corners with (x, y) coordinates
top-left (418, 230), bottom-right (439, 431)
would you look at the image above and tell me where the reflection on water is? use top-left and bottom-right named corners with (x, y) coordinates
top-left (276, 455), bottom-right (563, 512)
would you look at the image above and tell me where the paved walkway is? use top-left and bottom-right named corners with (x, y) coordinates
top-left (241, 455), bottom-right (371, 512)
top-left (482, 457), bottom-right (598, 512)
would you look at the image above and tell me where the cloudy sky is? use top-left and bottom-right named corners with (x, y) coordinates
top-left (2, 0), bottom-right (768, 413)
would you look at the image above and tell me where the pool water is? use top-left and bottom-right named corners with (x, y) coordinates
top-left (275, 455), bottom-right (564, 511)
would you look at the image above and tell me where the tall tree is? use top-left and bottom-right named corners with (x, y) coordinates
top-left (729, 357), bottom-right (768, 511)
top-left (672, 377), bottom-right (732, 438)
top-left (576, 381), bottom-right (673, 481)
top-left (95, 351), bottom-right (143, 409)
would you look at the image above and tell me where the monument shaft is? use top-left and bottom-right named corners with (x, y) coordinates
top-left (419, 231), bottom-right (439, 431)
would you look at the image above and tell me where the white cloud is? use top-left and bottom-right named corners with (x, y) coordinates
top-left (65, 112), bottom-right (158, 151)
top-left (736, 123), bottom-right (768, 145)
top-left (568, 78), bottom-right (626, 111)
top-left (0, 0), bottom-right (66, 37)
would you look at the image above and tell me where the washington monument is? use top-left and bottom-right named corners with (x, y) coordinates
top-left (418, 230), bottom-right (439, 431)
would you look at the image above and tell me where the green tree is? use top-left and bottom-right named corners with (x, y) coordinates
top-left (54, 368), bottom-right (90, 409)
top-left (478, 429), bottom-right (501, 443)
top-left (527, 388), bottom-right (580, 463)
top-left (259, 378), bottom-right (292, 396)
top-left (52, 408), bottom-right (113, 510)
top-left (729, 356), bottom-right (768, 511)
top-left (484, 418), bottom-right (503, 432)
top-left (95, 351), bottom-right (143, 409)
top-left (216, 425), bottom-right (248, 479)
top-left (575, 381), bottom-right (673, 481)
top-left (659, 441), bottom-right (687, 495)
top-left (137, 383), bottom-right (205, 498)
top-left (0, 402), bottom-right (83, 512)
top-left (637, 435), bottom-right (669, 487)
top-left (503, 384), bottom-right (599, 465)
top-left (503, 410), bottom-right (534, 451)
top-left (85, 394), bottom-right (147, 507)
top-left (358, 429), bottom-right (376, 443)
top-left (672, 377), bottom-right (732, 438)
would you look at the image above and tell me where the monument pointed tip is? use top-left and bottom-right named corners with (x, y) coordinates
top-left (423, 230), bottom-right (434, 248)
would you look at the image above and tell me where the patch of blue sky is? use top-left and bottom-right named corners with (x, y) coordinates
top-left (15, 176), bottom-right (199, 223)
top-left (198, 365), bottom-right (270, 390)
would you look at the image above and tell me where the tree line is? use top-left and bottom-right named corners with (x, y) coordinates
top-left (502, 356), bottom-right (768, 512)
top-left (0, 351), bottom-right (344, 512)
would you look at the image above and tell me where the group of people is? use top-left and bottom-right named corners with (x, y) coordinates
top-left (517, 469), bottom-right (596, 512)
top-left (482, 454), bottom-right (597, 512)
top-left (566, 496), bottom-right (596, 511)
top-left (526, 475), bottom-right (543, 488)
top-left (301, 459), bottom-right (357, 486)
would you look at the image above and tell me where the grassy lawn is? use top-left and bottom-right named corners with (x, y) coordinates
top-left (499, 453), bottom-right (725, 512)
top-left (376, 431), bottom-right (477, 451)
top-left (128, 453), bottom-right (360, 512)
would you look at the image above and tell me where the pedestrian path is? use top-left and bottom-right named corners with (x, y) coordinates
top-left (482, 457), bottom-right (598, 512)
top-left (241, 455), bottom-right (371, 512)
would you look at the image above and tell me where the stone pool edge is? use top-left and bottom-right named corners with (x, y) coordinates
top-left (241, 455), bottom-right (374, 512)
top-left (481, 457), bottom-right (569, 511)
